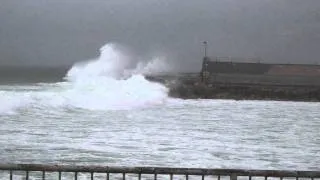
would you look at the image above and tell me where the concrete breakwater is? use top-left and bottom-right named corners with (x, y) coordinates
top-left (145, 74), bottom-right (320, 102)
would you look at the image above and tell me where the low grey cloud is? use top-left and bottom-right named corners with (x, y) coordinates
top-left (0, 0), bottom-right (320, 72)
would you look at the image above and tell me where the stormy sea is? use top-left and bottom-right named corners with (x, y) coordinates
top-left (0, 44), bottom-right (319, 179)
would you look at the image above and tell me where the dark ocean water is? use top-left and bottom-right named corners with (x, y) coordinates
top-left (0, 66), bottom-right (70, 84)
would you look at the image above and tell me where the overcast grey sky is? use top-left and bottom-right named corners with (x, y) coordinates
top-left (0, 0), bottom-right (320, 71)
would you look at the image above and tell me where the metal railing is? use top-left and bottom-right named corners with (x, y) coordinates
top-left (0, 164), bottom-right (319, 180)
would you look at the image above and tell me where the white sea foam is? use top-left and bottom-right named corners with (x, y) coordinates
top-left (0, 91), bottom-right (32, 115)
top-left (0, 43), bottom-right (170, 114)
top-left (61, 43), bottom-right (169, 110)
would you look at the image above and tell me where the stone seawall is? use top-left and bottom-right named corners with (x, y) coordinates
top-left (146, 74), bottom-right (320, 102)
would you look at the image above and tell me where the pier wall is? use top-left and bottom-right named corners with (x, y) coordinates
top-left (146, 72), bottom-right (320, 101)
top-left (202, 59), bottom-right (320, 77)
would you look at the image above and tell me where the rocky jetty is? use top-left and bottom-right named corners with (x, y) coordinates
top-left (146, 75), bottom-right (320, 102)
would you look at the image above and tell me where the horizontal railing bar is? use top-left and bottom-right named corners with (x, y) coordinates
top-left (0, 164), bottom-right (319, 178)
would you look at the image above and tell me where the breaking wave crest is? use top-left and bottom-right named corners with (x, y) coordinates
top-left (0, 43), bottom-right (170, 114)
top-left (61, 43), bottom-right (169, 110)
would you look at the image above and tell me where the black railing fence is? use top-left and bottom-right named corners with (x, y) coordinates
top-left (0, 164), bottom-right (319, 180)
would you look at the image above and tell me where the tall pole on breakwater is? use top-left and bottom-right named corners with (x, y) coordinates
top-left (203, 41), bottom-right (208, 58)
top-left (202, 41), bottom-right (209, 83)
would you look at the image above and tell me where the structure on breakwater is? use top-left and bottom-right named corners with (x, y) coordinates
top-left (201, 57), bottom-right (320, 84)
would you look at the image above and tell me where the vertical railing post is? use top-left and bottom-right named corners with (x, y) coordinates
top-left (42, 171), bottom-right (46, 180)
top-left (230, 173), bottom-right (237, 180)
top-left (9, 170), bottom-right (13, 180)
top-left (26, 171), bottom-right (29, 180)
top-left (106, 166), bottom-right (109, 180)
top-left (106, 172), bottom-right (109, 180)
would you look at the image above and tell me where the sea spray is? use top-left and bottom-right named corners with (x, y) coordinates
top-left (0, 91), bottom-right (33, 115)
top-left (62, 43), bottom-right (169, 110)
top-left (66, 44), bottom-right (132, 81)
top-left (0, 43), bottom-right (170, 114)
